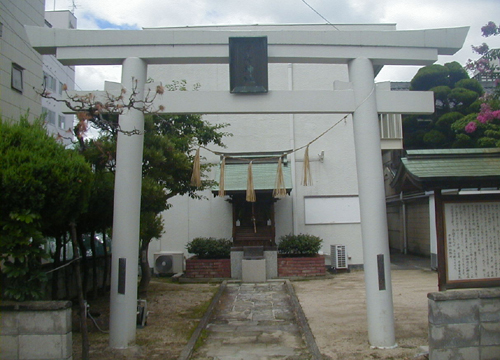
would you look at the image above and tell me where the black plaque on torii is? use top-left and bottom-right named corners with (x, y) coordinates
top-left (229, 37), bottom-right (268, 94)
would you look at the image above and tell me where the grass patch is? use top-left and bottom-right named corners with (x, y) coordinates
top-left (184, 287), bottom-right (218, 319)
top-left (193, 328), bottom-right (209, 352)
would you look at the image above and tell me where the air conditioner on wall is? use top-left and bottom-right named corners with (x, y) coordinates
top-left (331, 244), bottom-right (348, 269)
top-left (154, 252), bottom-right (184, 275)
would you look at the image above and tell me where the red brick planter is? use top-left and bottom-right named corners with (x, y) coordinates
top-left (185, 257), bottom-right (231, 278)
top-left (278, 256), bottom-right (326, 277)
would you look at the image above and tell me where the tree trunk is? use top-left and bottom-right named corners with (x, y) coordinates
top-left (70, 222), bottom-right (89, 360)
top-left (101, 231), bottom-right (109, 293)
top-left (62, 232), bottom-right (69, 299)
top-left (76, 231), bottom-right (88, 297)
top-left (89, 231), bottom-right (98, 299)
top-left (52, 235), bottom-right (62, 299)
top-left (138, 239), bottom-right (151, 297)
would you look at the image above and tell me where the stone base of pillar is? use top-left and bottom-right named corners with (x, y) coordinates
top-left (242, 259), bottom-right (266, 282)
top-left (231, 248), bottom-right (277, 281)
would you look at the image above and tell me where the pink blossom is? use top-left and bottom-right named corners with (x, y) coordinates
top-left (465, 122), bottom-right (477, 133)
top-left (480, 103), bottom-right (491, 112)
top-left (472, 43), bottom-right (489, 56)
top-left (477, 114), bottom-right (489, 123)
top-left (481, 21), bottom-right (499, 37)
top-left (478, 111), bottom-right (495, 123)
top-left (476, 103), bottom-right (500, 123)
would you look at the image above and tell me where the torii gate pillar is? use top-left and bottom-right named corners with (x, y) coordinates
top-left (109, 57), bottom-right (147, 348)
top-left (348, 57), bottom-right (396, 348)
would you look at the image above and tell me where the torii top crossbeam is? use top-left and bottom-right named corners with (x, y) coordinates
top-left (25, 24), bottom-right (468, 116)
top-left (26, 23), bottom-right (468, 67)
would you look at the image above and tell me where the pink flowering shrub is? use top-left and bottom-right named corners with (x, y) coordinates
top-left (477, 104), bottom-right (500, 123)
top-left (465, 121), bottom-right (477, 133)
top-left (464, 21), bottom-right (500, 135)
top-left (481, 21), bottom-right (500, 37)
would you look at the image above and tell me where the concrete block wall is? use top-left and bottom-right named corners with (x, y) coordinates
top-left (0, 301), bottom-right (72, 360)
top-left (428, 288), bottom-right (500, 360)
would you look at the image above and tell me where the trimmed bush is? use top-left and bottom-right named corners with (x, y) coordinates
top-left (186, 237), bottom-right (232, 259)
top-left (278, 234), bottom-right (323, 257)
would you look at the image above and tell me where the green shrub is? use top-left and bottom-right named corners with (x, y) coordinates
top-left (186, 237), bottom-right (232, 259)
top-left (278, 234), bottom-right (323, 257)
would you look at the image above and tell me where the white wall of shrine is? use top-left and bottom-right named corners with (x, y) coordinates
top-left (147, 62), bottom-right (364, 265)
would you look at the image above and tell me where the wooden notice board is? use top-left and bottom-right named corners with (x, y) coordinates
top-left (436, 192), bottom-right (500, 290)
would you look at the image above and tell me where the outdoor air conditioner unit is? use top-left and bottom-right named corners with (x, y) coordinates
top-left (331, 244), bottom-right (348, 270)
top-left (154, 252), bottom-right (184, 275)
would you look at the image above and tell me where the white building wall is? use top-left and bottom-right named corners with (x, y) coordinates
top-left (42, 10), bottom-right (76, 146)
top-left (148, 61), bottom-right (366, 266)
top-left (0, 0), bottom-right (44, 122)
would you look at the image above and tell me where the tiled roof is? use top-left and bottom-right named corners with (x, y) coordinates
top-left (212, 153), bottom-right (293, 194)
top-left (393, 148), bottom-right (500, 191)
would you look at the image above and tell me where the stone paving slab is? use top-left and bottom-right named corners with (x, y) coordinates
top-left (191, 281), bottom-right (312, 360)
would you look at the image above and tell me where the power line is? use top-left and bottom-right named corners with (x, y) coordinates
top-left (300, 0), bottom-right (340, 30)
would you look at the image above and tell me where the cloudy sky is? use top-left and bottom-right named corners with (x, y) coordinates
top-left (46, 0), bottom-right (500, 91)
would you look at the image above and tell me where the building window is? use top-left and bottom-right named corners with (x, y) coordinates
top-left (58, 81), bottom-right (64, 95)
top-left (43, 71), bottom-right (57, 92)
top-left (0, 22), bottom-right (3, 37)
top-left (11, 63), bottom-right (24, 92)
top-left (43, 109), bottom-right (56, 125)
top-left (58, 115), bottom-right (66, 129)
top-left (379, 113), bottom-right (403, 140)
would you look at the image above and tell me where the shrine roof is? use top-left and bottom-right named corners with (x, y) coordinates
top-left (392, 148), bottom-right (500, 192)
top-left (212, 152), bottom-right (292, 195)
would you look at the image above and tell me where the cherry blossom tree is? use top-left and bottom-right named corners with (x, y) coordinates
top-left (464, 21), bottom-right (500, 135)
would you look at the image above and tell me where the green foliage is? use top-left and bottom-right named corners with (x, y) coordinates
top-left (484, 129), bottom-right (500, 139)
top-left (410, 64), bottom-right (451, 91)
top-left (277, 234), bottom-right (323, 257)
top-left (140, 211), bottom-right (164, 243)
top-left (423, 130), bottom-right (447, 147)
top-left (455, 79), bottom-right (484, 96)
top-left (410, 62), bottom-right (468, 91)
top-left (450, 113), bottom-right (479, 132)
top-left (430, 85), bottom-right (451, 108)
top-left (436, 112), bottom-right (464, 130)
top-left (444, 61), bottom-right (469, 87)
top-left (477, 137), bottom-right (498, 147)
top-left (448, 87), bottom-right (480, 111)
top-left (404, 62), bottom-right (486, 149)
top-left (450, 113), bottom-right (500, 148)
top-left (0, 117), bottom-right (92, 236)
top-left (0, 211), bottom-right (48, 301)
top-left (0, 117), bottom-right (92, 300)
top-left (186, 237), bottom-right (232, 259)
top-left (78, 90), bottom-right (230, 293)
top-left (78, 111), bottom-right (230, 246)
top-left (453, 133), bottom-right (473, 148)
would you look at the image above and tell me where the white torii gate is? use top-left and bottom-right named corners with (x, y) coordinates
top-left (26, 24), bottom-right (468, 350)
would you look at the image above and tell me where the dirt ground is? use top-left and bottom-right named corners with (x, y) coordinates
top-left (73, 269), bottom-right (437, 360)
top-left (294, 269), bottom-right (438, 360)
top-left (72, 279), bottom-right (219, 360)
